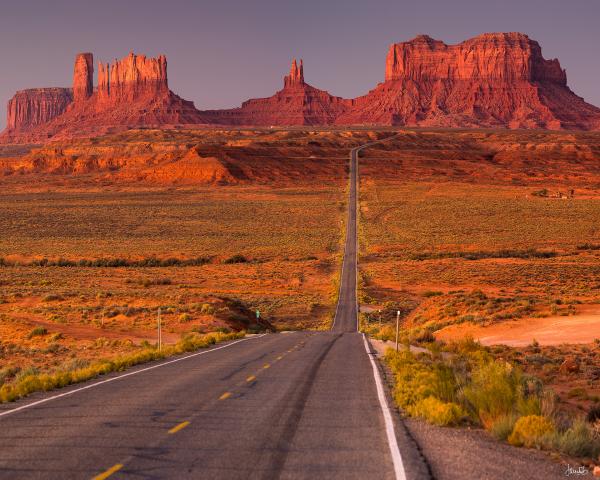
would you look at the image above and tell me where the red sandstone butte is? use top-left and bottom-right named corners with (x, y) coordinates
top-left (97, 52), bottom-right (168, 103)
top-left (6, 88), bottom-right (73, 132)
top-left (2, 32), bottom-right (600, 143)
top-left (202, 59), bottom-right (351, 126)
top-left (1, 52), bottom-right (207, 142)
top-left (335, 33), bottom-right (600, 129)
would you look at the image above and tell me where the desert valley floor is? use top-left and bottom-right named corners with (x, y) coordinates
top-left (0, 127), bottom-right (599, 476)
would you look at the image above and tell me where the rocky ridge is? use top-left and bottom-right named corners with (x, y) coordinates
top-left (2, 32), bottom-right (600, 142)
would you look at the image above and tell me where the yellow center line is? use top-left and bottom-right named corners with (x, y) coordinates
top-left (168, 421), bottom-right (190, 434)
top-left (246, 375), bottom-right (256, 383)
top-left (276, 355), bottom-right (283, 360)
top-left (219, 392), bottom-right (232, 400)
top-left (263, 363), bottom-right (270, 369)
top-left (92, 464), bottom-right (123, 480)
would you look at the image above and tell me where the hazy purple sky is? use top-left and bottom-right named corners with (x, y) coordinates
top-left (1, 0), bottom-right (599, 130)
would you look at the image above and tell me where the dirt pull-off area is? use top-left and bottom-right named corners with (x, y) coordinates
top-left (436, 305), bottom-right (600, 346)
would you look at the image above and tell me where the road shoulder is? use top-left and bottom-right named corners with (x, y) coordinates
top-left (368, 338), bottom-right (568, 480)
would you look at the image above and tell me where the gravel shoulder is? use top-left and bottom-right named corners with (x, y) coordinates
top-left (404, 417), bottom-right (566, 480)
top-left (370, 339), bottom-right (572, 480)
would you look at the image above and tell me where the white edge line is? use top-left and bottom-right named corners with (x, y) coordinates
top-left (362, 333), bottom-right (407, 480)
top-left (0, 334), bottom-right (266, 419)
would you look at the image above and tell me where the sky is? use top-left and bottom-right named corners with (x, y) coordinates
top-left (0, 0), bottom-right (599, 130)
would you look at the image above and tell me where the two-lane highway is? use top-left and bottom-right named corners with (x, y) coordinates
top-left (0, 138), bottom-right (429, 479)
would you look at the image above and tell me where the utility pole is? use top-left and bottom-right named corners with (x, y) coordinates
top-left (395, 310), bottom-right (400, 352)
top-left (157, 307), bottom-right (162, 351)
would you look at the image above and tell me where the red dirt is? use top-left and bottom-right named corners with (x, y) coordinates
top-left (436, 305), bottom-right (600, 346)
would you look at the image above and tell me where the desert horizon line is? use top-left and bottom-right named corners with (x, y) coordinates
top-left (6, 31), bottom-right (583, 108)
top-left (3, 30), bottom-right (600, 142)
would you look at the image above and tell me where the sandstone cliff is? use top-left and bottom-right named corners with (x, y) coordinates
top-left (1, 52), bottom-right (208, 142)
top-left (3, 32), bottom-right (600, 142)
top-left (336, 32), bottom-right (600, 129)
top-left (6, 88), bottom-right (73, 132)
top-left (97, 52), bottom-right (169, 102)
top-left (203, 59), bottom-right (351, 126)
top-left (384, 33), bottom-right (566, 83)
top-left (73, 53), bottom-right (94, 103)
top-left (284, 58), bottom-right (304, 87)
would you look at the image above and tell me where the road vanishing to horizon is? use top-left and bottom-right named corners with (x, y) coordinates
top-left (0, 140), bottom-right (430, 480)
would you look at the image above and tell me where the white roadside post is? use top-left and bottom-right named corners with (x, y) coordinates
top-left (157, 307), bottom-right (162, 351)
top-left (395, 310), bottom-right (400, 352)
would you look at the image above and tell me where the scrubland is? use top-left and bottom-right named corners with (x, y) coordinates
top-left (0, 128), bottom-right (380, 397)
top-left (358, 129), bottom-right (600, 463)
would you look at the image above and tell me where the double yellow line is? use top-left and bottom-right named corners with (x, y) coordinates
top-left (92, 340), bottom-right (305, 479)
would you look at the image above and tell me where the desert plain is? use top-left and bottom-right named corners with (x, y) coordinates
top-left (0, 126), bottom-right (599, 457)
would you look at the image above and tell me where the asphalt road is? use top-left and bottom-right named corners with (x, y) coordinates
top-left (0, 140), bottom-right (428, 479)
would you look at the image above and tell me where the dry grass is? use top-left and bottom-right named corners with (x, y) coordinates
top-left (0, 128), bottom-right (372, 383)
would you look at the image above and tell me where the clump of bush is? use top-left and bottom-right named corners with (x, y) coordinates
top-left (223, 254), bottom-right (248, 264)
top-left (199, 303), bottom-right (215, 315)
top-left (508, 415), bottom-right (554, 448)
top-left (126, 277), bottom-right (173, 287)
top-left (0, 330), bottom-right (244, 404)
top-left (412, 396), bottom-right (466, 426)
top-left (8, 256), bottom-right (212, 268)
top-left (410, 249), bottom-right (556, 261)
top-left (384, 349), bottom-right (465, 426)
top-left (42, 294), bottom-right (63, 302)
top-left (384, 338), bottom-right (600, 459)
top-left (27, 326), bottom-right (48, 338)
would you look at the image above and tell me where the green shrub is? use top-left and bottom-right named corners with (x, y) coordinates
top-left (42, 294), bottom-right (63, 302)
top-left (423, 291), bottom-right (443, 297)
top-left (48, 332), bottom-right (64, 342)
top-left (508, 415), bottom-right (554, 448)
top-left (0, 366), bottom-right (19, 386)
top-left (490, 414), bottom-right (519, 441)
top-left (412, 397), bottom-right (465, 426)
top-left (463, 360), bottom-right (521, 428)
top-left (0, 331), bottom-right (244, 404)
top-left (199, 303), bottom-right (215, 315)
top-left (385, 350), bottom-right (438, 410)
top-left (27, 327), bottom-right (48, 338)
top-left (555, 419), bottom-right (600, 458)
top-left (223, 254), bottom-right (248, 264)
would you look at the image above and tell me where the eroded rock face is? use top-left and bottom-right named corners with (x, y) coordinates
top-left (6, 88), bottom-right (73, 131)
top-left (2, 52), bottom-right (208, 142)
top-left (203, 59), bottom-right (351, 126)
top-left (2, 32), bottom-right (600, 142)
top-left (384, 33), bottom-right (566, 83)
top-left (284, 58), bottom-right (304, 88)
top-left (97, 52), bottom-right (169, 103)
top-left (336, 32), bottom-right (600, 129)
top-left (73, 53), bottom-right (94, 103)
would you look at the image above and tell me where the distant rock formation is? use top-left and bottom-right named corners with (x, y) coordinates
top-left (6, 88), bottom-right (73, 132)
top-left (284, 58), bottom-right (304, 87)
top-left (2, 32), bottom-right (600, 143)
top-left (202, 59), bottom-right (351, 126)
top-left (384, 33), bottom-right (566, 83)
top-left (97, 52), bottom-right (169, 103)
top-left (1, 52), bottom-right (208, 142)
top-left (73, 53), bottom-right (94, 103)
top-left (335, 33), bottom-right (600, 129)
